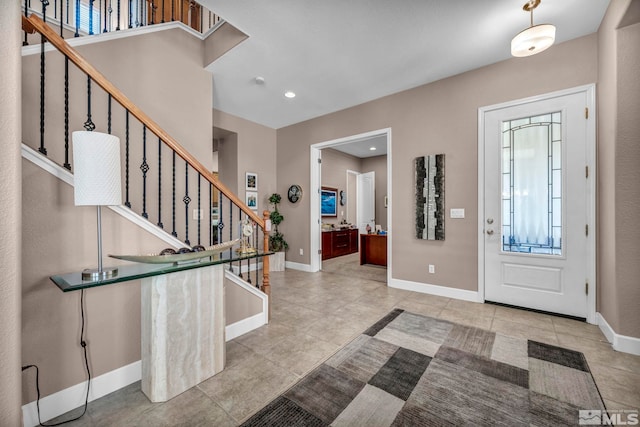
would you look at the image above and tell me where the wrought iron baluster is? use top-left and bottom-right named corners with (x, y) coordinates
top-left (23, 0), bottom-right (29, 46)
top-left (140, 125), bottom-right (149, 219)
top-left (103, 0), bottom-right (108, 32)
top-left (171, 151), bottom-right (177, 237)
top-left (237, 209), bottom-right (242, 278)
top-left (107, 94), bottom-right (112, 133)
top-left (124, 111), bottom-right (131, 207)
top-left (66, 0), bottom-right (69, 24)
top-left (218, 192), bottom-right (224, 245)
top-left (161, 0), bottom-right (164, 23)
top-left (116, 0), bottom-right (120, 30)
top-left (171, 0), bottom-right (174, 22)
top-left (74, 0), bottom-right (80, 37)
top-left (197, 174), bottom-right (201, 245)
top-left (38, 2), bottom-right (48, 156)
top-left (54, 0), bottom-right (57, 18)
top-left (59, 0), bottom-right (63, 36)
top-left (63, 57), bottom-right (70, 169)
top-left (183, 161), bottom-right (190, 245)
top-left (84, 76), bottom-right (95, 131)
top-left (157, 138), bottom-right (163, 228)
top-left (88, 0), bottom-right (94, 35)
top-left (128, 0), bottom-right (132, 28)
top-left (209, 182), bottom-right (213, 246)
top-left (228, 196), bottom-right (233, 271)
top-left (150, 0), bottom-right (154, 25)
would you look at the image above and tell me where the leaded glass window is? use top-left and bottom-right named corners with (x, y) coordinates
top-left (501, 112), bottom-right (562, 255)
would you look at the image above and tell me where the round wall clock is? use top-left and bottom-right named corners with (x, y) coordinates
top-left (339, 190), bottom-right (346, 206)
top-left (288, 185), bottom-right (302, 203)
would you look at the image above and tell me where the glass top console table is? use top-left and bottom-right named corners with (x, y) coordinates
top-left (50, 251), bottom-right (272, 292)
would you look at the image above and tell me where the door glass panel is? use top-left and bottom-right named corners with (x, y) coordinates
top-left (501, 112), bottom-right (562, 255)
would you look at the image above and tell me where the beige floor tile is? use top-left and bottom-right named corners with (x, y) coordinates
top-left (198, 357), bottom-right (298, 423)
top-left (493, 305), bottom-right (556, 332)
top-left (552, 317), bottom-right (608, 341)
top-left (302, 314), bottom-right (365, 346)
top-left (438, 307), bottom-right (494, 330)
top-left (446, 299), bottom-right (497, 317)
top-left (393, 299), bottom-right (443, 318)
top-left (397, 291), bottom-right (451, 309)
top-left (589, 363), bottom-right (640, 409)
top-left (490, 317), bottom-right (559, 345)
top-left (257, 333), bottom-right (340, 376)
top-left (556, 333), bottom-right (640, 376)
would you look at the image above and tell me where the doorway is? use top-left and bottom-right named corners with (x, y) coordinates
top-left (310, 128), bottom-right (392, 281)
top-left (478, 85), bottom-right (596, 322)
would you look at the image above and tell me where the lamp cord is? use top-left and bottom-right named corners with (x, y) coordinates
top-left (22, 289), bottom-right (92, 426)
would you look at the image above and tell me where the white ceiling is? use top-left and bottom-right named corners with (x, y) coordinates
top-left (204, 0), bottom-right (610, 130)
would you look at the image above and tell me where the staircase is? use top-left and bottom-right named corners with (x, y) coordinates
top-left (21, 13), bottom-right (271, 292)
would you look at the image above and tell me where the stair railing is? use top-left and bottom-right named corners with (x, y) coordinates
top-left (22, 0), bottom-right (222, 45)
top-left (22, 14), bottom-right (271, 300)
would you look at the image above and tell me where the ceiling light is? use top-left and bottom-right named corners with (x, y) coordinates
top-left (284, 91), bottom-right (296, 98)
top-left (511, 0), bottom-right (556, 57)
top-left (369, 147), bottom-right (377, 151)
top-left (255, 76), bottom-right (265, 85)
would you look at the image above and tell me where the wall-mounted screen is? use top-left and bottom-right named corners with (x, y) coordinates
top-left (321, 187), bottom-right (338, 217)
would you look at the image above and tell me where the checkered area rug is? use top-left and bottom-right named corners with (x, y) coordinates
top-left (241, 309), bottom-right (606, 426)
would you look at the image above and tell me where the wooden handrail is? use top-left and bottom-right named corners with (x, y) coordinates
top-left (23, 14), bottom-right (264, 227)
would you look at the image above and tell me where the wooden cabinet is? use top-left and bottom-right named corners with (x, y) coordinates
top-left (360, 234), bottom-right (387, 267)
top-left (322, 229), bottom-right (358, 260)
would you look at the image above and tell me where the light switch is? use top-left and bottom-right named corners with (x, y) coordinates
top-left (450, 208), bottom-right (465, 219)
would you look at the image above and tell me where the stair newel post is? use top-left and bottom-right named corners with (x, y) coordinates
top-left (140, 125), bottom-right (148, 219)
top-left (157, 138), bottom-right (163, 229)
top-left (183, 160), bottom-right (190, 245)
top-left (262, 209), bottom-right (271, 319)
top-left (124, 111), bottom-right (131, 207)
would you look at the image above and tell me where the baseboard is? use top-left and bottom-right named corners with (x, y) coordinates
top-left (225, 312), bottom-right (268, 341)
top-left (389, 278), bottom-right (482, 303)
top-left (597, 312), bottom-right (640, 356)
top-left (22, 360), bottom-right (141, 427)
top-left (285, 261), bottom-right (314, 272)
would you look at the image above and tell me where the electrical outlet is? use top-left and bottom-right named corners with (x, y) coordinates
top-left (428, 264), bottom-right (435, 274)
top-left (299, 248), bottom-right (303, 256)
top-left (193, 209), bottom-right (203, 220)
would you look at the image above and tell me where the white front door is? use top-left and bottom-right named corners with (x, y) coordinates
top-left (481, 88), bottom-right (594, 319)
top-left (357, 171), bottom-right (375, 235)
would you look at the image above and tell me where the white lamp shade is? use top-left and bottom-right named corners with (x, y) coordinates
top-left (73, 131), bottom-right (122, 206)
top-left (511, 24), bottom-right (556, 57)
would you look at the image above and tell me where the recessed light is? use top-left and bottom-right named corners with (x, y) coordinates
top-left (370, 146), bottom-right (377, 151)
top-left (284, 91), bottom-right (296, 98)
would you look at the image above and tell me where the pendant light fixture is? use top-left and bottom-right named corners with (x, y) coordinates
top-left (511, 0), bottom-right (556, 57)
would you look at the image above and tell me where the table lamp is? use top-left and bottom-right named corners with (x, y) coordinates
top-left (72, 131), bottom-right (122, 280)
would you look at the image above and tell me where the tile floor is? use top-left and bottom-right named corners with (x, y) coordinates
top-left (49, 255), bottom-right (640, 425)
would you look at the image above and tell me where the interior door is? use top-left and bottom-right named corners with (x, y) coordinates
top-left (483, 91), bottom-right (590, 318)
top-left (357, 171), bottom-right (375, 235)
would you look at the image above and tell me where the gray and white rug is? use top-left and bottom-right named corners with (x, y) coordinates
top-left (241, 309), bottom-right (606, 426)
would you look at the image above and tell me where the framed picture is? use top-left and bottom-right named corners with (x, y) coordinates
top-left (245, 172), bottom-right (258, 191)
top-left (321, 187), bottom-right (338, 217)
top-left (245, 191), bottom-right (258, 211)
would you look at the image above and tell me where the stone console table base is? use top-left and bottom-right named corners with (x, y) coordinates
top-left (141, 264), bottom-right (225, 402)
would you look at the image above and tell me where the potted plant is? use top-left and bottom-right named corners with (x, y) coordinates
top-left (268, 193), bottom-right (288, 271)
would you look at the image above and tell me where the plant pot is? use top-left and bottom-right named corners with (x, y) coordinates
top-left (269, 252), bottom-right (285, 272)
